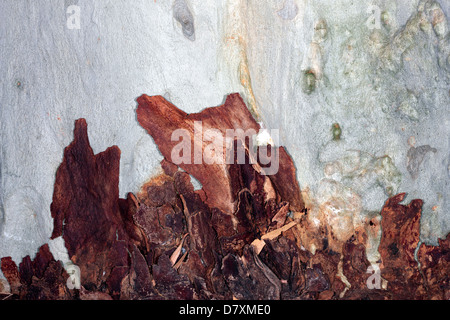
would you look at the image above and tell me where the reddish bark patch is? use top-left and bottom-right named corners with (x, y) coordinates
top-left (378, 193), bottom-right (427, 299)
top-left (136, 93), bottom-right (304, 214)
top-left (49, 119), bottom-right (141, 290)
top-left (417, 234), bottom-right (450, 300)
top-left (377, 193), bottom-right (449, 299)
top-left (1, 244), bottom-right (71, 300)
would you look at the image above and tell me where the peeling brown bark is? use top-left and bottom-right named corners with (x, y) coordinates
top-left (136, 93), bottom-right (304, 214)
top-left (378, 193), bottom-right (449, 299)
top-left (1, 245), bottom-right (71, 300)
top-left (1, 94), bottom-right (448, 300)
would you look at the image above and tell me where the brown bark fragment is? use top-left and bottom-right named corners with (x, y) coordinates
top-left (1, 257), bottom-right (21, 295)
top-left (50, 119), bottom-right (132, 289)
top-left (417, 234), bottom-right (450, 299)
top-left (221, 246), bottom-right (281, 300)
top-left (152, 254), bottom-right (195, 300)
top-left (136, 93), bottom-right (304, 214)
top-left (378, 193), bottom-right (426, 299)
top-left (1, 245), bottom-right (71, 300)
top-left (136, 94), bottom-right (258, 214)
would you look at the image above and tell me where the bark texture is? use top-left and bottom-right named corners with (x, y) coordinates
top-left (1, 94), bottom-right (448, 300)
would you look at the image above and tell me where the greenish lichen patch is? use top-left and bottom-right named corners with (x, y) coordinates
top-left (332, 123), bottom-right (342, 141)
top-left (302, 70), bottom-right (317, 94)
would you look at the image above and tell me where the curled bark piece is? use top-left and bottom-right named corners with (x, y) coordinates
top-left (170, 234), bottom-right (189, 266)
top-left (271, 202), bottom-right (289, 229)
top-left (261, 221), bottom-right (297, 241)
